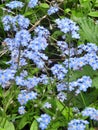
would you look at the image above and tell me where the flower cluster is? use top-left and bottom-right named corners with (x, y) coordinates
top-left (15, 75), bottom-right (39, 89)
top-left (68, 119), bottom-right (89, 130)
top-left (55, 18), bottom-right (80, 39)
top-left (34, 26), bottom-right (50, 38)
top-left (23, 38), bottom-right (48, 68)
top-left (6, 1), bottom-right (24, 9)
top-left (51, 64), bottom-right (68, 80)
top-left (37, 114), bottom-right (51, 130)
top-left (48, 4), bottom-right (59, 15)
top-left (78, 43), bottom-right (98, 54)
top-left (4, 30), bottom-right (31, 69)
top-left (57, 82), bottom-right (67, 92)
top-left (63, 43), bottom-right (98, 70)
top-left (15, 29), bottom-right (31, 47)
top-left (2, 5), bottom-right (51, 118)
top-left (57, 41), bottom-right (77, 57)
top-left (69, 76), bottom-right (92, 94)
top-left (2, 15), bottom-right (30, 31)
top-left (0, 69), bottom-right (16, 88)
top-left (28, 0), bottom-right (38, 8)
top-left (17, 90), bottom-right (37, 114)
top-left (82, 107), bottom-right (98, 121)
top-left (57, 92), bottom-right (67, 102)
top-left (18, 90), bottom-right (37, 106)
top-left (4, 25), bottom-right (50, 69)
top-left (16, 73), bottom-right (52, 90)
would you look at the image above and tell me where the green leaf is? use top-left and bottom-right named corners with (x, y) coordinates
top-left (79, 17), bottom-right (98, 44)
top-left (24, 11), bottom-right (34, 16)
top-left (18, 115), bottom-right (29, 129)
top-left (56, 99), bottom-right (73, 120)
top-left (0, 118), bottom-right (15, 130)
top-left (51, 128), bottom-right (58, 130)
top-left (30, 120), bottom-right (38, 130)
top-left (51, 31), bottom-right (63, 40)
top-left (64, 8), bottom-right (71, 13)
top-left (0, 128), bottom-right (6, 130)
top-left (51, 122), bottom-right (61, 129)
top-left (90, 128), bottom-right (95, 130)
top-left (88, 11), bottom-right (98, 17)
top-left (39, 3), bottom-right (49, 8)
top-left (95, 0), bottom-right (98, 7)
top-left (79, 0), bottom-right (91, 11)
top-left (70, 65), bottom-right (96, 81)
top-left (92, 77), bottom-right (98, 88)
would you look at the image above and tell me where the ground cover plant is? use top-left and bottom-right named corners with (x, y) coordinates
top-left (0, 0), bottom-right (98, 130)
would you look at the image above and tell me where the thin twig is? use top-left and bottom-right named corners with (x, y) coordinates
top-left (28, 15), bottom-right (47, 32)
top-left (0, 50), bottom-right (8, 57)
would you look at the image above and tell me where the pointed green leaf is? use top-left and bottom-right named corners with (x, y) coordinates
top-left (56, 99), bottom-right (73, 120)
top-left (0, 118), bottom-right (15, 130)
top-left (92, 77), bottom-right (98, 88)
top-left (18, 115), bottom-right (29, 129)
top-left (40, 3), bottom-right (49, 8)
top-left (88, 11), bottom-right (98, 17)
top-left (30, 120), bottom-right (38, 130)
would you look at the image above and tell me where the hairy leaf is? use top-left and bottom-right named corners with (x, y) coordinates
top-left (79, 17), bottom-right (98, 44)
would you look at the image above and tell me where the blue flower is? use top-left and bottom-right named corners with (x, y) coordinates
top-left (15, 76), bottom-right (25, 86)
top-left (57, 92), bottom-right (67, 102)
top-left (51, 64), bottom-right (68, 80)
top-left (0, 69), bottom-right (16, 88)
top-left (48, 4), bottom-right (59, 15)
top-left (39, 74), bottom-right (49, 85)
top-left (18, 106), bottom-right (26, 115)
top-left (43, 102), bottom-right (52, 108)
top-left (26, 76), bottom-right (40, 89)
top-left (2, 15), bottom-right (15, 31)
top-left (20, 70), bottom-right (28, 78)
top-left (14, 15), bottom-right (30, 30)
top-left (57, 82), bottom-right (67, 91)
top-left (82, 107), bottom-right (98, 121)
top-left (68, 119), bottom-right (89, 130)
top-left (28, 36), bottom-right (48, 51)
top-left (28, 0), bottom-right (38, 8)
top-left (18, 90), bottom-right (37, 105)
top-left (2, 15), bottom-right (30, 31)
top-left (55, 18), bottom-right (80, 39)
top-left (78, 43), bottom-right (98, 53)
top-left (69, 76), bottom-right (92, 94)
top-left (23, 50), bottom-right (48, 68)
top-left (37, 114), bottom-right (51, 130)
top-left (6, 1), bottom-right (24, 9)
top-left (15, 29), bottom-right (31, 47)
top-left (34, 26), bottom-right (50, 38)
top-left (4, 38), bottom-right (15, 50)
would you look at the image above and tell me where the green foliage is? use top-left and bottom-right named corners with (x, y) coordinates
top-left (17, 114), bottom-right (30, 130)
top-left (56, 99), bottom-right (73, 121)
top-left (92, 77), bottom-right (98, 88)
top-left (88, 11), bottom-right (98, 17)
top-left (79, 17), bottom-right (98, 44)
top-left (70, 65), bottom-right (98, 81)
top-left (39, 3), bottom-right (49, 9)
top-left (0, 118), bottom-right (15, 130)
top-left (30, 120), bottom-right (38, 130)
